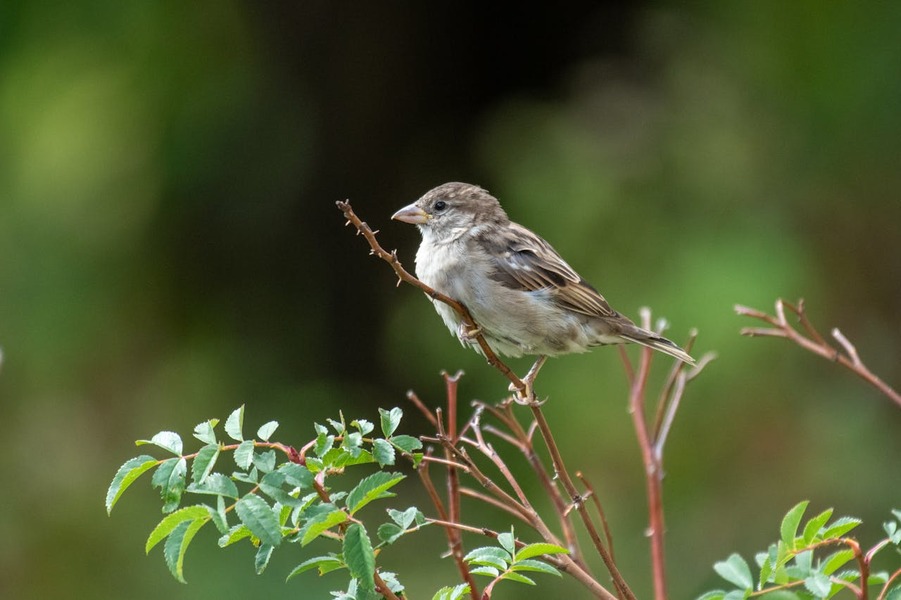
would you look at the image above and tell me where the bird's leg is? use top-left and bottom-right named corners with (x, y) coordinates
top-left (510, 356), bottom-right (548, 402)
top-left (456, 322), bottom-right (481, 343)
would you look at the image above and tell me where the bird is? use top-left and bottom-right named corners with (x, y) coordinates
top-left (391, 182), bottom-right (694, 393)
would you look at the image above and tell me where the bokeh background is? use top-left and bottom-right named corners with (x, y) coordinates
top-left (2, 2), bottom-right (899, 599)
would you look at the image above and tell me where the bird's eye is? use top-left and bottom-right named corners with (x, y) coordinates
top-left (434, 200), bottom-right (447, 212)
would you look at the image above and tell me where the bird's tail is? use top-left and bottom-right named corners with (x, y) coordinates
top-left (620, 329), bottom-right (695, 365)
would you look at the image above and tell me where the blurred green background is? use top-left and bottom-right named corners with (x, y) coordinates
top-left (2, 2), bottom-right (899, 598)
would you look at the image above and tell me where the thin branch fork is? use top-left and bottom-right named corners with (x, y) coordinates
top-left (736, 299), bottom-right (901, 408)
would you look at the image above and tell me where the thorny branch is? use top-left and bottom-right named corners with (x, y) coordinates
top-left (736, 299), bottom-right (901, 409)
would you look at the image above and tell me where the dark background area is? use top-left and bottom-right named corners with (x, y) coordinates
top-left (2, 2), bottom-right (899, 599)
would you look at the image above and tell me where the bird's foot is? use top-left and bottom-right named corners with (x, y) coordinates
top-left (509, 356), bottom-right (548, 405)
top-left (457, 322), bottom-right (482, 343)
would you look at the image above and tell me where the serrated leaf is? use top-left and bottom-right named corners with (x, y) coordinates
top-left (209, 496), bottom-right (229, 533)
top-left (314, 425), bottom-right (334, 458)
top-left (388, 507), bottom-right (421, 530)
top-left (163, 518), bottom-right (206, 583)
top-left (286, 555), bottom-right (346, 580)
top-left (498, 530), bottom-right (515, 556)
top-left (432, 584), bottom-right (470, 600)
top-left (327, 417), bottom-right (345, 434)
top-left (511, 559), bottom-right (561, 576)
top-left (343, 432), bottom-right (363, 458)
top-left (146, 505), bottom-right (211, 553)
top-left (343, 523), bottom-right (375, 593)
top-left (278, 463), bottom-right (313, 489)
top-left (259, 471), bottom-right (303, 507)
top-left (723, 592), bottom-right (749, 600)
top-left (821, 549), bottom-right (854, 575)
top-left (781, 501), bottom-right (809, 548)
top-left (885, 585), bottom-right (901, 600)
top-left (152, 457), bottom-right (187, 513)
top-left (225, 406), bottom-right (245, 441)
top-left (192, 419), bottom-right (219, 445)
top-left (802, 508), bottom-right (833, 544)
top-left (390, 434), bottom-right (422, 454)
top-left (821, 516), bottom-right (862, 540)
top-left (106, 455), bottom-right (158, 513)
top-left (695, 593), bottom-right (727, 600)
top-left (464, 546), bottom-right (510, 570)
top-left (514, 542), bottom-right (569, 561)
top-left (253, 449), bottom-right (276, 473)
top-left (377, 522), bottom-right (405, 544)
top-left (470, 566), bottom-right (499, 577)
top-left (372, 439), bottom-right (395, 467)
top-left (351, 419), bottom-right (374, 435)
top-left (714, 553), bottom-right (753, 590)
top-left (501, 571), bottom-right (536, 585)
top-left (218, 523), bottom-right (252, 547)
top-left (300, 507), bottom-right (348, 546)
top-left (234, 439), bottom-right (255, 470)
top-left (191, 444), bottom-right (219, 484)
top-left (137, 431), bottom-right (184, 455)
top-left (804, 572), bottom-right (832, 597)
top-left (255, 544), bottom-right (275, 574)
top-left (235, 494), bottom-right (282, 547)
top-left (379, 571), bottom-right (404, 594)
top-left (187, 472), bottom-right (239, 498)
top-left (379, 407), bottom-right (403, 437)
top-left (257, 420), bottom-right (279, 441)
top-left (345, 472), bottom-right (404, 515)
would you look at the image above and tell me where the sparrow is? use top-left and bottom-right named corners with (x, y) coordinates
top-left (392, 182), bottom-right (694, 390)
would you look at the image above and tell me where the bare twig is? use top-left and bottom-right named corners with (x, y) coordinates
top-left (736, 299), bottom-right (901, 408)
top-left (576, 471), bottom-right (615, 563)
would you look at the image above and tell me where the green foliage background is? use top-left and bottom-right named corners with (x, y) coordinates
top-left (1, 2), bottom-right (899, 599)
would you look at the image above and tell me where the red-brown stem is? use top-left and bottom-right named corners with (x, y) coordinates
top-left (406, 390), bottom-right (439, 428)
top-left (629, 340), bottom-right (667, 600)
top-left (736, 300), bottom-right (901, 408)
top-left (877, 567), bottom-right (901, 600)
top-left (373, 571), bottom-right (402, 600)
top-left (576, 471), bottom-right (615, 563)
top-left (529, 403), bottom-right (635, 600)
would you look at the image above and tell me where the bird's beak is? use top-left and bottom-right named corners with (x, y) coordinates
top-left (391, 203), bottom-right (430, 224)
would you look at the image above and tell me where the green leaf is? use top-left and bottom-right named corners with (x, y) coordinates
top-left (255, 544), bottom-right (275, 574)
top-left (253, 449), bottom-right (276, 473)
top-left (300, 507), bottom-right (348, 546)
top-left (432, 584), bottom-right (470, 600)
top-left (146, 505), bottom-right (211, 553)
top-left (821, 549), bottom-right (855, 575)
top-left (286, 555), bottom-right (346, 580)
top-left (514, 542), bottom-right (569, 561)
top-left (511, 559), bottom-right (561, 576)
top-left (379, 407), bottom-right (403, 437)
top-left (314, 424), bottom-right (334, 458)
top-left (469, 566), bottom-right (499, 577)
top-left (257, 420), bottom-right (279, 441)
top-left (372, 439), bottom-right (395, 467)
top-left (802, 508), bottom-right (833, 544)
top-left (327, 417), bottom-right (345, 434)
top-left (106, 455), bottom-right (158, 513)
top-left (351, 419), bottom-right (374, 436)
top-left (869, 571), bottom-right (889, 585)
top-left (187, 472), bottom-right (239, 498)
top-left (695, 593), bottom-right (727, 600)
top-left (137, 431), bottom-right (184, 455)
top-left (259, 471), bottom-right (303, 507)
top-left (225, 406), bottom-right (245, 441)
top-left (191, 444), bottom-right (219, 484)
top-left (152, 457), bottom-right (187, 513)
top-left (781, 501), bottom-right (809, 548)
top-left (820, 516), bottom-right (862, 540)
top-left (464, 546), bottom-right (510, 570)
top-left (714, 553), bottom-right (753, 590)
top-left (235, 494), bottom-right (282, 547)
top-left (390, 434), bottom-right (422, 454)
top-left (343, 523), bottom-right (375, 594)
top-left (803, 572), bottom-right (831, 597)
top-left (209, 496), bottom-right (229, 533)
top-left (497, 529), bottom-right (515, 556)
top-left (388, 507), bottom-right (422, 529)
top-left (501, 571), bottom-right (535, 585)
top-left (278, 463), bottom-right (313, 489)
top-left (163, 518), bottom-right (206, 583)
top-left (884, 585), bottom-right (901, 600)
top-left (218, 523), bottom-right (252, 547)
top-left (379, 571), bottom-right (404, 595)
top-left (377, 523), bottom-right (405, 544)
top-left (345, 472), bottom-right (405, 515)
top-left (192, 419), bottom-right (219, 445)
top-left (234, 439), bottom-right (255, 470)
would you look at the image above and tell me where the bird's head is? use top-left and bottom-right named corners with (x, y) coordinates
top-left (392, 182), bottom-right (508, 242)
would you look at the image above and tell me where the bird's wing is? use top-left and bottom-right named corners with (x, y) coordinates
top-left (483, 223), bottom-right (619, 319)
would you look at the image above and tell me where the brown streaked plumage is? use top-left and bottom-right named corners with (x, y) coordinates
top-left (392, 182), bottom-right (693, 387)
